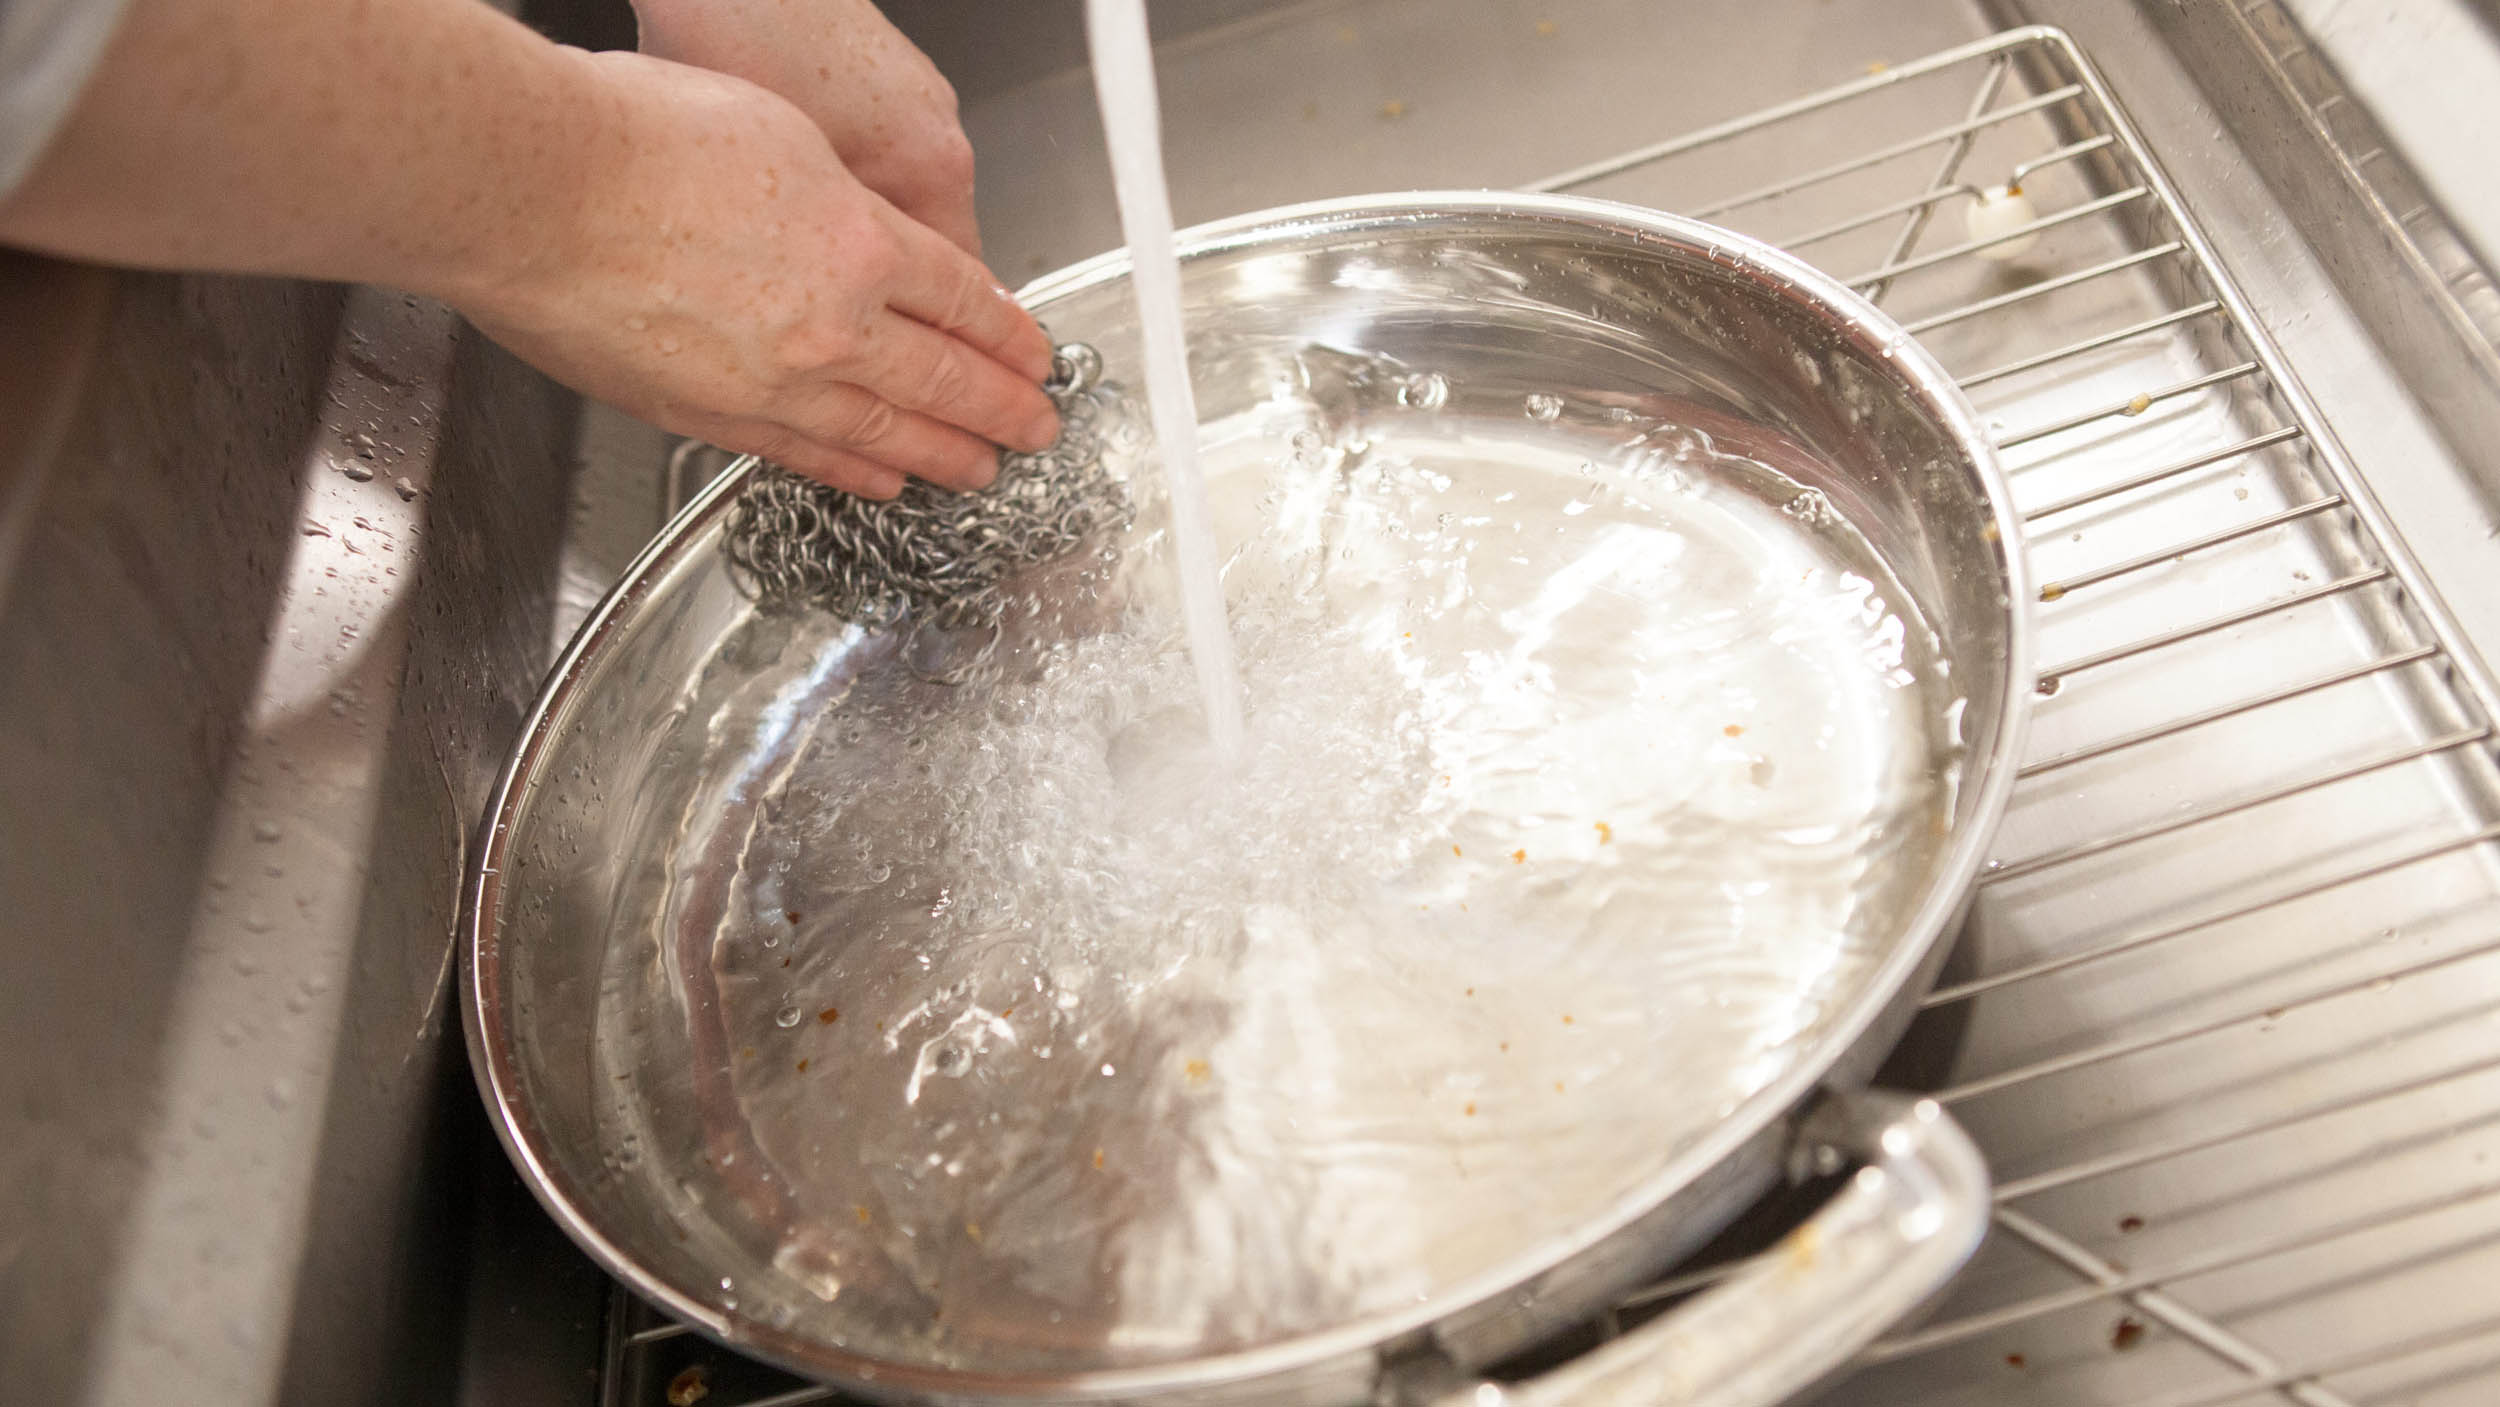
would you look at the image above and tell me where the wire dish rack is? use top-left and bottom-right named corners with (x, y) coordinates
top-left (596, 25), bottom-right (2500, 1407)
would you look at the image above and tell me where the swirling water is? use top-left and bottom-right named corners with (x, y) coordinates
top-left (592, 352), bottom-right (1967, 1369)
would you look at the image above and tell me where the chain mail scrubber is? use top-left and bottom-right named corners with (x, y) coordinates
top-left (718, 341), bottom-right (1131, 635)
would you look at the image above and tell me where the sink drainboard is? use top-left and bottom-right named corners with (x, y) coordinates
top-left (594, 26), bottom-right (2500, 1407)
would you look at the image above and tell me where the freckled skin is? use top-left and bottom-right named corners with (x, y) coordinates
top-left (0, 0), bottom-right (1056, 500)
top-left (634, 0), bottom-right (986, 259)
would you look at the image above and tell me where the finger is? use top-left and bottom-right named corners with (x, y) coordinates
top-left (704, 416), bottom-right (906, 500)
top-left (922, 197), bottom-right (984, 261)
top-left (877, 210), bottom-right (1054, 384)
top-left (774, 380), bottom-right (1002, 491)
top-left (856, 310), bottom-right (1059, 453)
top-left (883, 181), bottom-right (984, 260)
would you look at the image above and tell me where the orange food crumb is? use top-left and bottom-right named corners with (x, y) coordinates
top-left (1562, 1013), bottom-right (1575, 1024)
top-left (817, 1006), bottom-right (839, 1024)
top-left (1723, 724), bottom-right (1744, 737)
top-left (1499, 1041), bottom-right (1510, 1052)
top-left (1554, 1081), bottom-right (1566, 1092)
top-left (853, 1204), bottom-right (871, 1225)
top-left (1464, 1102), bottom-right (1477, 1116)
top-left (1594, 821), bottom-right (1612, 844)
top-left (1092, 1148), bottom-right (1106, 1170)
top-left (1184, 1059), bottom-right (1211, 1083)
top-left (1510, 848), bottom-right (1526, 863)
top-left (795, 1058), bottom-right (810, 1073)
top-left (965, 1221), bottom-right (982, 1242)
top-left (1452, 844), bottom-right (1463, 857)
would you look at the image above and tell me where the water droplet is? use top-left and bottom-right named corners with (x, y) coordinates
top-left (1399, 372), bottom-right (1449, 410)
top-left (1524, 392), bottom-right (1563, 422)
top-left (252, 819), bottom-right (283, 843)
top-left (775, 1005), bottom-right (803, 1028)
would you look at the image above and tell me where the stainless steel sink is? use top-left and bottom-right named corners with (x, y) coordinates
top-left (8, 2), bottom-right (2499, 1405)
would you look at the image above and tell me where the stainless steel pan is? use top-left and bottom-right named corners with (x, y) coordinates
top-left (462, 193), bottom-right (2032, 1406)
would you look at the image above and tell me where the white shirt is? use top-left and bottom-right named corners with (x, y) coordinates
top-left (0, 0), bottom-right (132, 197)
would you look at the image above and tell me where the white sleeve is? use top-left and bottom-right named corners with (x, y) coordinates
top-left (0, 0), bottom-right (135, 197)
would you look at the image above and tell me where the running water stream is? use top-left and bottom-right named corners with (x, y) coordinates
top-left (1083, 0), bottom-right (1247, 754)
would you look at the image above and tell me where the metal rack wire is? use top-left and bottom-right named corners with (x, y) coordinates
top-left (600, 25), bottom-right (2500, 1407)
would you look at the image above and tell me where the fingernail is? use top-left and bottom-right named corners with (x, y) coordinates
top-left (1020, 405), bottom-right (1062, 451)
top-left (863, 470), bottom-right (905, 500)
top-left (965, 450), bottom-right (1001, 490)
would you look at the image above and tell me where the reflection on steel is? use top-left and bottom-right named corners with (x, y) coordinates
top-left (604, 23), bottom-right (2500, 1407)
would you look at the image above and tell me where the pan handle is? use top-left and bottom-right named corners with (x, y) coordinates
top-left (1440, 1090), bottom-right (1988, 1407)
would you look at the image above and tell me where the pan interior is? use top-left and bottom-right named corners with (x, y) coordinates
top-left (580, 387), bottom-right (1960, 1374)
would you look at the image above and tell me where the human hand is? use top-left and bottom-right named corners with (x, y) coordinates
top-left (633, 0), bottom-right (985, 256)
top-left (452, 51), bottom-right (1055, 498)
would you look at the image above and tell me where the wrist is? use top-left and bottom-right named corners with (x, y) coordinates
top-left (394, 34), bottom-right (607, 318)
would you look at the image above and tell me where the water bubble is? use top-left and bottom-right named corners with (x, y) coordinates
top-left (1398, 372), bottom-right (1449, 410)
top-left (1781, 490), bottom-right (1835, 526)
top-left (1524, 392), bottom-right (1564, 422)
top-left (775, 1005), bottom-right (803, 1028)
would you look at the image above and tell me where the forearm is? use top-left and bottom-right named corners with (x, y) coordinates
top-left (0, 0), bottom-right (1055, 497)
top-left (0, 0), bottom-right (595, 304)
